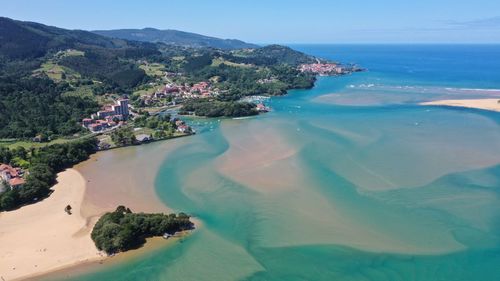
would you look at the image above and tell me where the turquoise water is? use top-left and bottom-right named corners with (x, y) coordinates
top-left (64, 45), bottom-right (500, 281)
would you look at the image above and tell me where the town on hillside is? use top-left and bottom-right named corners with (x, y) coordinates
top-left (80, 64), bottom-right (274, 148)
top-left (81, 61), bottom-right (360, 140)
top-left (298, 62), bottom-right (363, 76)
top-left (81, 96), bottom-right (194, 150)
top-left (136, 72), bottom-right (270, 113)
top-left (140, 80), bottom-right (219, 107)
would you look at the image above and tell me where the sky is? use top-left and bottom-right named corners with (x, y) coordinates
top-left (2, 0), bottom-right (500, 44)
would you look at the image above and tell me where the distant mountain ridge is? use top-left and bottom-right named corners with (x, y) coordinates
top-left (92, 28), bottom-right (259, 50)
top-left (0, 17), bottom-right (156, 60)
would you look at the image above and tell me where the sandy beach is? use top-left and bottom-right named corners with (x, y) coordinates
top-left (34, 232), bottom-right (196, 281)
top-left (0, 139), bottom-right (191, 280)
top-left (421, 98), bottom-right (500, 112)
top-left (0, 169), bottom-right (104, 281)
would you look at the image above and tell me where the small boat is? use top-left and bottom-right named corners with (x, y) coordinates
top-left (163, 233), bottom-right (172, 239)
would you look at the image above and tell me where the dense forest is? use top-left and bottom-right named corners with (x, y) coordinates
top-left (229, 45), bottom-right (319, 66)
top-left (91, 206), bottom-right (194, 254)
top-left (0, 17), bottom-right (160, 139)
top-left (0, 138), bottom-right (98, 210)
top-left (185, 63), bottom-right (313, 97)
top-left (93, 28), bottom-right (259, 50)
top-left (180, 99), bottom-right (258, 117)
top-left (0, 74), bottom-right (99, 138)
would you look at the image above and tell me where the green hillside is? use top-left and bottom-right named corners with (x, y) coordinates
top-left (0, 17), bottom-right (319, 139)
top-left (93, 28), bottom-right (259, 50)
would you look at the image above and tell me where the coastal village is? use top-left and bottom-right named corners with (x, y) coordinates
top-left (78, 62), bottom-right (279, 148)
top-left (76, 58), bottom-right (367, 151)
top-left (132, 61), bottom-right (357, 114)
top-left (135, 67), bottom-right (272, 113)
top-left (299, 62), bottom-right (363, 76)
top-left (139, 79), bottom-right (220, 107)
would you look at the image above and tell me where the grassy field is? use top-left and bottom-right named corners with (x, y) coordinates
top-left (171, 56), bottom-right (185, 61)
top-left (229, 49), bottom-right (254, 57)
top-left (62, 84), bottom-right (94, 98)
top-left (32, 49), bottom-right (84, 82)
top-left (33, 62), bottom-right (63, 80)
top-left (33, 61), bottom-right (81, 82)
top-left (211, 58), bottom-right (251, 68)
top-left (62, 85), bottom-right (114, 105)
top-left (58, 49), bottom-right (85, 57)
top-left (96, 134), bottom-right (117, 148)
top-left (136, 63), bottom-right (168, 99)
top-left (0, 134), bottom-right (92, 150)
top-left (140, 63), bottom-right (166, 78)
top-left (133, 84), bottom-right (159, 98)
top-left (133, 127), bottom-right (155, 136)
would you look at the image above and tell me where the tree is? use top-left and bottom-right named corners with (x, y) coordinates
top-left (111, 127), bottom-right (136, 146)
top-left (0, 190), bottom-right (18, 210)
top-left (0, 138), bottom-right (98, 211)
top-left (91, 206), bottom-right (194, 254)
top-left (153, 130), bottom-right (167, 139)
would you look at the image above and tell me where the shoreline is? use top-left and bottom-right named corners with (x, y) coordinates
top-left (1, 137), bottom-right (199, 281)
top-left (420, 98), bottom-right (500, 112)
top-left (2, 72), bottom-right (349, 281)
top-left (99, 131), bottom-right (193, 152)
top-left (29, 231), bottom-right (195, 281)
top-left (0, 169), bottom-right (104, 281)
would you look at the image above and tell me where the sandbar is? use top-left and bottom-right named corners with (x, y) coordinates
top-left (421, 98), bottom-right (500, 112)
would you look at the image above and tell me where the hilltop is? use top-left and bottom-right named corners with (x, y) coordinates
top-left (0, 17), bottom-right (156, 60)
top-left (92, 28), bottom-right (259, 50)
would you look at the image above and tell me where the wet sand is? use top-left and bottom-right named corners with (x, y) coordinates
top-left (212, 119), bottom-right (465, 254)
top-left (314, 86), bottom-right (500, 107)
top-left (215, 119), bottom-right (303, 193)
top-left (76, 139), bottom-right (187, 219)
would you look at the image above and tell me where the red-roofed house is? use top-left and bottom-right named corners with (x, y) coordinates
top-left (0, 163), bottom-right (25, 190)
top-left (191, 82), bottom-right (210, 94)
top-left (88, 123), bottom-right (103, 132)
top-left (0, 164), bottom-right (19, 179)
top-left (82, 118), bottom-right (93, 127)
top-left (9, 177), bottom-right (25, 189)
